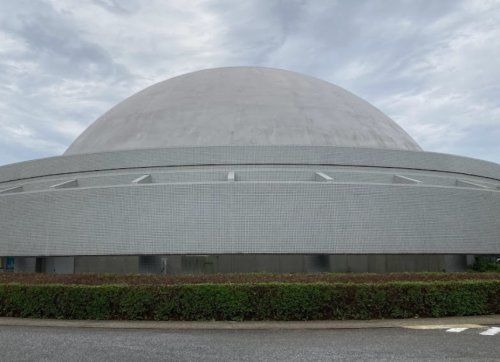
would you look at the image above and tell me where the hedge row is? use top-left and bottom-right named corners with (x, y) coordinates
top-left (0, 281), bottom-right (498, 321)
top-left (3, 272), bottom-right (500, 286)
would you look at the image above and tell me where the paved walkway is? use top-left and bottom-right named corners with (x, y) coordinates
top-left (0, 314), bottom-right (498, 330)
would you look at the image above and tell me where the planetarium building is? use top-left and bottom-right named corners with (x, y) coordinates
top-left (0, 67), bottom-right (499, 274)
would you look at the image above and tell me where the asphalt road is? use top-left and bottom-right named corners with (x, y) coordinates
top-left (0, 325), bottom-right (499, 361)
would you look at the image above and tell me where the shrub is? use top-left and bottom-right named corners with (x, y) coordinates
top-left (471, 256), bottom-right (500, 273)
top-left (0, 281), bottom-right (498, 321)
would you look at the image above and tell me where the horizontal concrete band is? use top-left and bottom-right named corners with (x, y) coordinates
top-left (1, 146), bottom-right (500, 184)
top-left (0, 182), bottom-right (498, 256)
top-left (1, 315), bottom-right (499, 330)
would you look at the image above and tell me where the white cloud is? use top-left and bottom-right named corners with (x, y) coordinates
top-left (0, 0), bottom-right (499, 165)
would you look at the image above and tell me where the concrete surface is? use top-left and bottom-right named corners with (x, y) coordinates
top-left (3, 146), bottom-right (500, 184)
top-left (0, 323), bottom-right (498, 361)
top-left (0, 315), bottom-right (498, 330)
top-left (65, 67), bottom-right (421, 155)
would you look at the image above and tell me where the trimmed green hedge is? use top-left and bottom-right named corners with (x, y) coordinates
top-left (0, 281), bottom-right (498, 320)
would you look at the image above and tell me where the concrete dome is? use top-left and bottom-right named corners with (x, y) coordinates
top-left (65, 67), bottom-right (421, 155)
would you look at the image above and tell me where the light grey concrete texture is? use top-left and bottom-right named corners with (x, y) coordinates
top-left (65, 67), bottom-right (421, 155)
top-left (1, 314), bottom-right (499, 330)
top-left (0, 185), bottom-right (23, 194)
top-left (2, 146), bottom-right (500, 185)
top-left (0, 164), bottom-right (497, 194)
top-left (0, 325), bottom-right (498, 361)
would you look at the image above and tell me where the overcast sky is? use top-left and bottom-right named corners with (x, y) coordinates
top-left (0, 0), bottom-right (499, 165)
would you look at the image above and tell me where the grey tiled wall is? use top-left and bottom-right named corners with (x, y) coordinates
top-left (0, 146), bottom-right (499, 257)
top-left (0, 180), bottom-right (498, 256)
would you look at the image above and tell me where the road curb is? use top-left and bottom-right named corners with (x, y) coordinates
top-left (0, 315), bottom-right (499, 331)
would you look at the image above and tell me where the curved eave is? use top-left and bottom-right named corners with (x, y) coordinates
top-left (0, 146), bottom-right (500, 183)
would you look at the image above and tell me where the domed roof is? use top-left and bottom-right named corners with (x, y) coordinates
top-left (64, 67), bottom-right (421, 155)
